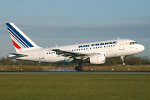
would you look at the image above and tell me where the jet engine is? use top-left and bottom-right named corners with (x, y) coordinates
top-left (90, 53), bottom-right (106, 64)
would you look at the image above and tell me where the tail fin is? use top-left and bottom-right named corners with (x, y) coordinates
top-left (6, 23), bottom-right (40, 53)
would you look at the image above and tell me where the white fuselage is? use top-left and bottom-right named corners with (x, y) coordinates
top-left (15, 39), bottom-right (145, 63)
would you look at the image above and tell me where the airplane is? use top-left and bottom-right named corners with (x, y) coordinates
top-left (6, 23), bottom-right (145, 71)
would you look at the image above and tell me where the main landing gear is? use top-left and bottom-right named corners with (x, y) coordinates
top-left (75, 62), bottom-right (82, 71)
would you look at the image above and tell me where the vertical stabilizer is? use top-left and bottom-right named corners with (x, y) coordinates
top-left (6, 23), bottom-right (40, 53)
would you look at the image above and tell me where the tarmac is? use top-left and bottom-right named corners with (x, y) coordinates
top-left (0, 71), bottom-right (150, 74)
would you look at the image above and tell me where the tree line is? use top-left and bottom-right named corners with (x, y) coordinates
top-left (0, 56), bottom-right (150, 66)
top-left (105, 56), bottom-right (150, 65)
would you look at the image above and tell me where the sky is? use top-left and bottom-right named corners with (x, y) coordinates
top-left (0, 0), bottom-right (150, 58)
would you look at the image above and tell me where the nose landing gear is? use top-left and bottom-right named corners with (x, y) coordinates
top-left (121, 55), bottom-right (125, 66)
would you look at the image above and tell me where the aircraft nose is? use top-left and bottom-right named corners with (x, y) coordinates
top-left (139, 45), bottom-right (145, 52)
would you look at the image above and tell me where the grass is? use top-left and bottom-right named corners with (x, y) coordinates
top-left (0, 74), bottom-right (150, 100)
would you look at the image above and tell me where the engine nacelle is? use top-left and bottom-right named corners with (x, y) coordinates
top-left (90, 53), bottom-right (106, 64)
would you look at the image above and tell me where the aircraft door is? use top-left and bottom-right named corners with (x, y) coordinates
top-left (39, 51), bottom-right (45, 62)
top-left (119, 41), bottom-right (125, 50)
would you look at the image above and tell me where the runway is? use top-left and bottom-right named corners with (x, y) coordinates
top-left (0, 71), bottom-right (150, 74)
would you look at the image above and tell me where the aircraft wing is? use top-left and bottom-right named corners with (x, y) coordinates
top-left (52, 49), bottom-right (89, 60)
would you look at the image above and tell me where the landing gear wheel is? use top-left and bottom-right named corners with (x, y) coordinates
top-left (123, 62), bottom-right (125, 66)
top-left (75, 63), bottom-right (82, 71)
top-left (75, 66), bottom-right (78, 70)
top-left (75, 66), bottom-right (82, 71)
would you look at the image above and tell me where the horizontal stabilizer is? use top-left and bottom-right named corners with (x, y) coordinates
top-left (8, 53), bottom-right (28, 59)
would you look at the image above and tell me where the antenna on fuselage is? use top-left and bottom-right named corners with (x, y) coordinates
top-left (117, 37), bottom-right (120, 40)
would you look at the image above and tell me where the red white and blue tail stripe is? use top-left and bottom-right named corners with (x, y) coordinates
top-left (6, 23), bottom-right (40, 52)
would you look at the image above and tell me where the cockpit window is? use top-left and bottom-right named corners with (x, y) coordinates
top-left (130, 42), bottom-right (137, 45)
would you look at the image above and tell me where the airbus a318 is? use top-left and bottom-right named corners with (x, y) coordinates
top-left (6, 23), bottom-right (145, 71)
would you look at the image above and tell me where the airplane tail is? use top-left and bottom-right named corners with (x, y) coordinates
top-left (6, 23), bottom-right (41, 53)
